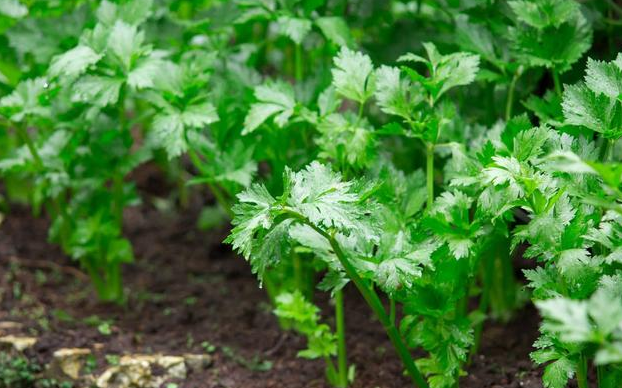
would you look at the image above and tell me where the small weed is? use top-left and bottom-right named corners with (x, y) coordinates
top-left (221, 346), bottom-right (272, 372)
top-left (105, 355), bottom-right (120, 366)
top-left (200, 341), bottom-right (216, 354)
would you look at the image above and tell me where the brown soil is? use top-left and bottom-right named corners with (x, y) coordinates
top-left (0, 200), bottom-right (545, 388)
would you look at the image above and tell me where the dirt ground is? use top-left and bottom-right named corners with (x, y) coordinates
top-left (0, 196), bottom-right (546, 387)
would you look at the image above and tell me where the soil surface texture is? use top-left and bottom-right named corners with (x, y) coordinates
top-left (0, 197), bottom-right (547, 387)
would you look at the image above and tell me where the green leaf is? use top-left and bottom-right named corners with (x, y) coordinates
top-left (96, 0), bottom-right (153, 26)
top-left (0, 77), bottom-right (49, 122)
top-left (374, 65), bottom-right (421, 120)
top-left (315, 16), bottom-right (353, 47)
top-left (49, 46), bottom-right (103, 78)
top-left (227, 184), bottom-right (276, 259)
top-left (454, 15), bottom-right (496, 63)
top-left (316, 113), bottom-right (375, 169)
top-left (400, 42), bottom-right (480, 101)
top-left (562, 83), bottom-right (622, 138)
top-left (274, 291), bottom-right (337, 359)
top-left (286, 162), bottom-right (373, 234)
top-left (72, 76), bottom-right (123, 107)
top-left (127, 57), bottom-right (161, 89)
top-left (542, 357), bottom-right (575, 388)
top-left (374, 232), bottom-right (432, 292)
top-left (331, 47), bottom-right (375, 104)
top-left (509, 13), bottom-right (591, 73)
top-left (0, 0), bottom-right (27, 18)
top-left (584, 55), bottom-right (622, 99)
top-left (425, 43), bottom-right (479, 99)
top-left (152, 113), bottom-right (185, 158)
top-left (509, 0), bottom-right (579, 29)
top-left (107, 21), bottom-right (145, 71)
top-left (276, 16), bottom-right (312, 45)
top-left (181, 102), bottom-right (219, 128)
top-left (243, 81), bottom-right (296, 134)
top-left (536, 297), bottom-right (592, 343)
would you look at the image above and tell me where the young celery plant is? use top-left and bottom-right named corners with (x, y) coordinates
top-left (16, 0), bottom-right (162, 302)
top-left (478, 50), bottom-right (622, 384)
top-left (374, 42), bottom-right (480, 209)
top-left (226, 162), bottom-right (429, 388)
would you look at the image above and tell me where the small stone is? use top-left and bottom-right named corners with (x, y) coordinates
top-left (96, 354), bottom-right (189, 388)
top-left (49, 348), bottom-right (92, 380)
top-left (97, 358), bottom-right (152, 388)
top-left (155, 355), bottom-right (186, 379)
top-left (0, 321), bottom-right (22, 330)
top-left (183, 354), bottom-right (213, 373)
top-left (0, 335), bottom-right (37, 352)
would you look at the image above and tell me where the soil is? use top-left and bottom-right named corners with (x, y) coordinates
top-left (0, 181), bottom-right (546, 387)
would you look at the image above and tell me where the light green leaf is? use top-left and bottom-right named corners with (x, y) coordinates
top-left (181, 103), bottom-right (219, 128)
top-left (107, 21), bottom-right (145, 71)
top-left (562, 83), bottom-right (622, 138)
top-left (585, 55), bottom-right (622, 99)
top-left (374, 65), bottom-right (417, 120)
top-left (509, 0), bottom-right (579, 29)
top-left (536, 297), bottom-right (592, 343)
top-left (127, 57), bottom-right (161, 89)
top-left (72, 76), bottom-right (123, 107)
top-left (315, 16), bottom-right (353, 47)
top-left (331, 47), bottom-right (375, 104)
top-left (0, 0), bottom-right (27, 18)
top-left (152, 113), bottom-right (185, 158)
top-left (243, 81), bottom-right (296, 134)
top-left (276, 16), bottom-right (311, 45)
top-left (49, 46), bottom-right (102, 78)
top-left (542, 357), bottom-right (575, 388)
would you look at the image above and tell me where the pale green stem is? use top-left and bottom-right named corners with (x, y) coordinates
top-left (335, 290), bottom-right (348, 387)
top-left (295, 43), bottom-right (303, 81)
top-left (576, 354), bottom-right (588, 388)
top-left (552, 70), bottom-right (562, 96)
top-left (283, 211), bottom-right (429, 388)
top-left (426, 143), bottom-right (435, 209)
top-left (505, 70), bottom-right (521, 121)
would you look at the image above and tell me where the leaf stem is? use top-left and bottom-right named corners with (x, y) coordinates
top-left (15, 123), bottom-right (71, 245)
top-left (505, 68), bottom-right (522, 121)
top-left (426, 142), bottom-right (434, 209)
top-left (576, 353), bottom-right (589, 388)
top-left (292, 248), bottom-right (306, 297)
top-left (285, 213), bottom-right (428, 388)
top-left (295, 43), bottom-right (303, 81)
top-left (335, 289), bottom-right (348, 387)
top-left (390, 297), bottom-right (396, 327)
top-left (552, 70), bottom-right (562, 97)
top-left (187, 148), bottom-right (234, 218)
top-left (600, 139), bottom-right (616, 162)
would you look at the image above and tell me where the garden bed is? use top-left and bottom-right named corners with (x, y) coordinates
top-left (1, 203), bottom-right (543, 388)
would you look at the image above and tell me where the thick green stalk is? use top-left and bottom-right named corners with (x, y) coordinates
top-left (390, 297), bottom-right (396, 327)
top-left (15, 124), bottom-right (43, 167)
top-left (15, 124), bottom-right (71, 245)
top-left (289, 214), bottom-right (428, 388)
top-left (426, 143), bottom-right (434, 209)
top-left (335, 289), bottom-right (348, 387)
top-left (552, 70), bottom-right (562, 96)
top-left (576, 354), bottom-right (589, 388)
top-left (112, 175), bottom-right (124, 225)
top-left (600, 139), bottom-right (615, 162)
top-left (292, 248), bottom-right (306, 297)
top-left (295, 43), bottom-right (303, 81)
top-left (505, 69), bottom-right (521, 121)
top-left (469, 246), bottom-right (495, 363)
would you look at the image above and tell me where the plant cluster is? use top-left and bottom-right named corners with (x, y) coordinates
top-left (1, 0), bottom-right (622, 387)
